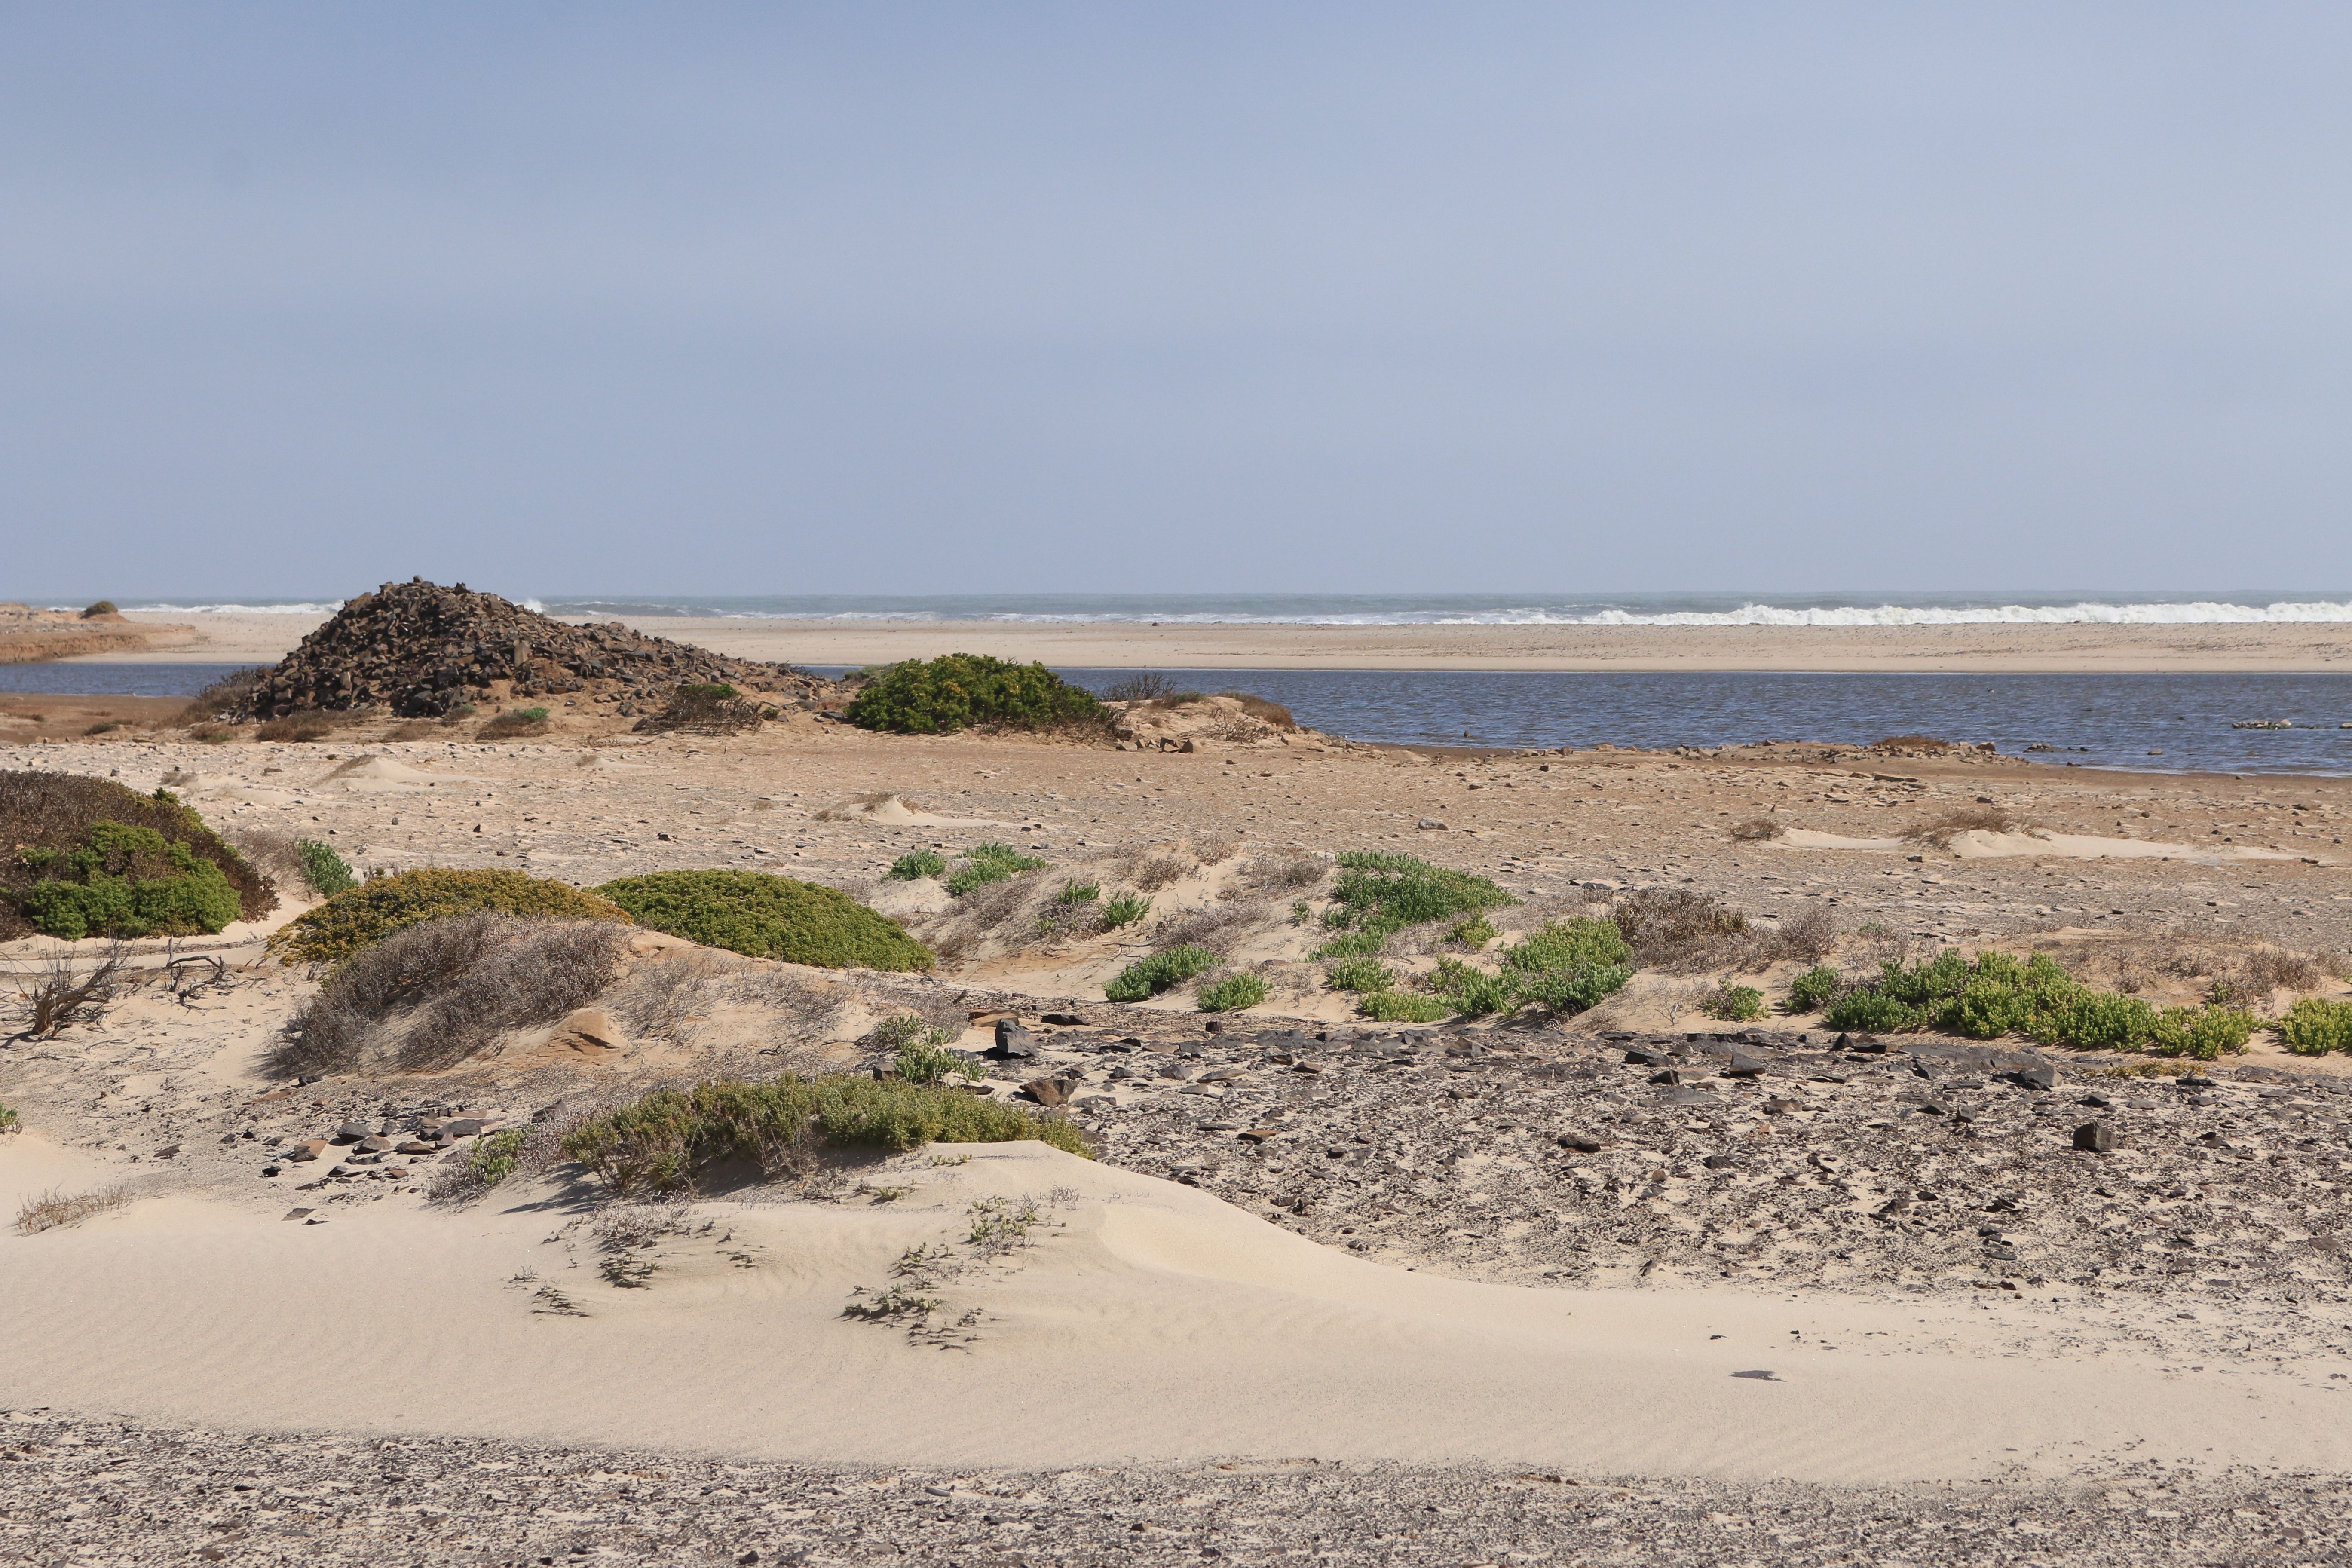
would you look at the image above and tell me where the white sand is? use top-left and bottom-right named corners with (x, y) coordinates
top-left (2, 1139), bottom-right (2339, 1483)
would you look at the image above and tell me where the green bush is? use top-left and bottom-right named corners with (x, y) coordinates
top-left (296, 839), bottom-right (358, 897)
top-left (1447, 914), bottom-right (1498, 946)
top-left (1197, 972), bottom-right (1267, 1012)
top-left (0, 1104), bottom-right (17, 1134)
top-left (1326, 956), bottom-right (1394, 992)
top-left (16, 821), bottom-right (244, 940)
top-left (1785, 964), bottom-right (1843, 1013)
top-left (1323, 851), bottom-right (1515, 937)
top-left (1703, 983), bottom-right (1765, 1023)
top-left (887, 849), bottom-right (948, 881)
top-left (1502, 918), bottom-right (1631, 975)
top-left (1398, 917), bottom-right (1635, 1020)
top-left (1104, 944), bottom-right (1217, 1002)
top-left (1358, 989), bottom-right (1452, 1023)
top-left (2278, 998), bottom-right (2352, 1055)
top-left (1822, 949), bottom-right (2256, 1057)
top-left (1056, 880), bottom-right (1101, 904)
top-left (946, 842), bottom-right (1048, 896)
top-left (273, 868), bottom-right (630, 962)
top-left (1102, 893), bottom-right (1151, 928)
top-left (469, 1128), bottom-right (527, 1185)
top-left (1311, 929), bottom-right (1390, 959)
top-left (564, 1074), bottom-right (1090, 1195)
top-left (845, 654), bottom-right (1108, 735)
top-left (596, 870), bottom-right (933, 971)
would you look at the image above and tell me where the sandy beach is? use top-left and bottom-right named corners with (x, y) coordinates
top-left (99, 608), bottom-right (2352, 671)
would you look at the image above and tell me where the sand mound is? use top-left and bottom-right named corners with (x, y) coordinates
top-left (230, 578), bottom-right (836, 720)
top-left (816, 793), bottom-right (997, 826)
top-left (2, 1139), bottom-right (2346, 1482)
top-left (319, 755), bottom-right (456, 792)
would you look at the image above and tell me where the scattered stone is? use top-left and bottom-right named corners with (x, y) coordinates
top-left (989, 1020), bottom-right (1040, 1060)
top-left (2074, 1122), bottom-right (2117, 1153)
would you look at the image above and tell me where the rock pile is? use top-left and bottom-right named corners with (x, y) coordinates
top-left (229, 579), bottom-right (835, 719)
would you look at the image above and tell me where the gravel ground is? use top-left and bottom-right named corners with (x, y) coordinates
top-left (6, 1408), bottom-right (2349, 1567)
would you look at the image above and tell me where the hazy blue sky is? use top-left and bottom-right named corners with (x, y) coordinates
top-left (6, 3), bottom-right (2350, 600)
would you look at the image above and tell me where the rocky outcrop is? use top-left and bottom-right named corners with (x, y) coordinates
top-left (229, 579), bottom-right (836, 719)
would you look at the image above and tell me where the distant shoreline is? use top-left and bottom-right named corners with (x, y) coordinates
top-left (83, 609), bottom-right (2352, 673)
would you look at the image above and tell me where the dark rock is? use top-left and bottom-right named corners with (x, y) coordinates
top-left (1721, 1055), bottom-right (1767, 1078)
top-left (1702, 1154), bottom-right (1739, 1170)
top-left (989, 1019), bottom-right (1039, 1058)
top-left (1021, 1077), bottom-right (1076, 1108)
top-left (1649, 1069), bottom-right (1683, 1086)
top-left (442, 1118), bottom-right (486, 1138)
top-left (1238, 1128), bottom-right (1281, 1144)
top-left (1555, 1133), bottom-right (1607, 1153)
top-left (332, 1122), bottom-right (369, 1142)
top-left (2074, 1121), bottom-right (2117, 1153)
top-left (355, 1135), bottom-right (392, 1154)
top-left (1625, 1048), bottom-right (1672, 1066)
top-left (2012, 1066), bottom-right (2058, 1091)
top-left (1041, 1013), bottom-right (1087, 1026)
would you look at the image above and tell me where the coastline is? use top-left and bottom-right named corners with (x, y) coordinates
top-left (96, 610), bottom-right (2352, 672)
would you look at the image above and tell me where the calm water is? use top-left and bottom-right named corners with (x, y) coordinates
top-left (13, 662), bottom-right (2352, 776)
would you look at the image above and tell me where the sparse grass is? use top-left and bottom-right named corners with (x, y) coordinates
top-left (1609, 888), bottom-right (1750, 972)
top-left (634, 683), bottom-right (770, 736)
top-left (1151, 902), bottom-right (1265, 957)
top-left (596, 870), bottom-right (934, 971)
top-left (297, 838), bottom-right (357, 897)
top-left (274, 912), bottom-right (629, 1076)
top-left (1325, 956), bottom-right (1394, 992)
top-left (1785, 963), bottom-right (1844, 1013)
top-left (946, 843), bottom-right (1048, 897)
top-left (1822, 949), bottom-right (2257, 1057)
top-left (1099, 673), bottom-right (1181, 702)
top-left (1701, 983), bottom-right (1766, 1022)
top-left (1358, 990), bottom-right (1452, 1023)
top-left (9, 947), bottom-right (126, 1040)
top-left (1729, 817), bottom-right (1783, 841)
top-left (564, 1074), bottom-right (1090, 1196)
top-left (1905, 806), bottom-right (2018, 848)
top-left (273, 867), bottom-right (629, 962)
top-left (2278, 997), bottom-right (2352, 1055)
top-left (1101, 893), bottom-right (1151, 928)
top-left (846, 654), bottom-right (1109, 736)
top-left (16, 1182), bottom-right (130, 1234)
top-left (1104, 944), bottom-right (1217, 1002)
top-left (1, 772), bottom-right (273, 940)
top-left (887, 849), bottom-right (948, 881)
top-left (1312, 928), bottom-right (1390, 960)
top-left (478, 707), bottom-right (551, 740)
top-left (1217, 691), bottom-right (1296, 729)
top-left (1197, 972), bottom-right (1267, 1011)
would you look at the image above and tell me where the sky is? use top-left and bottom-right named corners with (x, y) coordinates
top-left (6, 3), bottom-right (2351, 602)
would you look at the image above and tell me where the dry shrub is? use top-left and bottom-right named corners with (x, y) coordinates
top-left (174, 666), bottom-right (267, 726)
top-left (1153, 900), bottom-right (1267, 957)
top-left (609, 949), bottom-right (729, 1041)
top-left (8, 946), bottom-right (126, 1040)
top-left (16, 1182), bottom-right (131, 1234)
top-left (1729, 818), bottom-right (1783, 842)
top-left (1125, 853), bottom-right (1194, 893)
top-left (1905, 806), bottom-right (2018, 848)
top-left (1195, 839), bottom-right (1241, 866)
top-left (1610, 888), bottom-right (1752, 973)
top-left (720, 964), bottom-right (847, 1042)
top-left (275, 913), bottom-right (628, 1077)
top-left (633, 683), bottom-right (770, 736)
top-left (477, 710), bottom-right (551, 740)
top-left (226, 826), bottom-right (307, 890)
top-left (255, 713), bottom-right (333, 743)
top-left (1218, 692), bottom-right (1295, 729)
top-left (1774, 904), bottom-right (1839, 965)
top-left (2244, 947), bottom-right (2325, 992)
top-left (1236, 850), bottom-right (1328, 894)
top-left (385, 720), bottom-right (443, 741)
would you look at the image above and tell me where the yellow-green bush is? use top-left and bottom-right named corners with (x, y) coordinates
top-left (2279, 997), bottom-right (2352, 1055)
top-left (594, 869), bottom-right (933, 971)
top-left (272, 868), bottom-right (629, 962)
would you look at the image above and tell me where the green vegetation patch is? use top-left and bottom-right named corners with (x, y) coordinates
top-left (1197, 973), bottom-right (1268, 1012)
top-left (1323, 851), bottom-right (1515, 938)
top-left (273, 867), bottom-right (630, 963)
top-left (595, 870), bottom-right (933, 971)
top-left (1102, 892), bottom-right (1151, 928)
top-left (886, 849), bottom-right (948, 881)
top-left (1408, 917), bottom-right (1635, 1020)
top-left (1822, 949), bottom-right (2257, 1058)
top-left (845, 653), bottom-right (1109, 735)
top-left (1104, 944), bottom-right (1217, 1002)
top-left (564, 1074), bottom-right (1090, 1195)
top-left (2278, 997), bottom-right (2352, 1055)
top-left (1785, 963), bottom-right (1843, 1014)
top-left (1358, 990), bottom-right (1452, 1023)
top-left (0, 1104), bottom-right (18, 1134)
top-left (1, 772), bottom-right (273, 941)
top-left (15, 821), bottom-right (243, 940)
top-left (297, 839), bottom-right (358, 897)
top-left (946, 842), bottom-right (1049, 896)
top-left (1325, 956), bottom-right (1394, 993)
top-left (1702, 983), bottom-right (1766, 1023)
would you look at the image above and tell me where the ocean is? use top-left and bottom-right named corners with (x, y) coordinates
top-left (13, 661), bottom-right (2349, 777)
top-left (68, 589), bottom-right (2352, 627)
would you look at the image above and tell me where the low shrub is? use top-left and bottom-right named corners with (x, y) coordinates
top-left (899, 1039), bottom-right (978, 1087)
top-left (1905, 807), bottom-right (2017, 848)
top-left (1101, 893), bottom-right (1151, 928)
top-left (1822, 949), bottom-right (2257, 1057)
top-left (1325, 956), bottom-right (1393, 992)
top-left (297, 839), bottom-right (358, 897)
top-left (1056, 879), bottom-right (1101, 904)
top-left (1447, 914), bottom-right (1498, 946)
top-left (174, 666), bottom-right (266, 725)
top-left (255, 712), bottom-right (338, 743)
top-left (1409, 917), bottom-right (1635, 1019)
top-left (1702, 983), bottom-right (1765, 1022)
top-left (469, 1129), bottom-right (528, 1185)
top-left (1785, 963), bottom-right (1844, 1013)
top-left (273, 912), bottom-right (628, 1077)
top-left (1099, 673), bottom-right (1179, 702)
top-left (478, 707), bottom-right (551, 740)
top-left (15, 1182), bottom-right (131, 1234)
top-left (1611, 888), bottom-right (1749, 971)
top-left (1104, 944), bottom-right (1217, 1002)
top-left (1358, 989), bottom-right (1452, 1023)
top-left (272, 868), bottom-right (630, 962)
top-left (0, 1103), bottom-right (14, 1133)
top-left (595, 870), bottom-right (934, 971)
top-left (1324, 851), bottom-right (1514, 937)
top-left (846, 654), bottom-right (1108, 735)
top-left (1729, 818), bottom-right (1783, 841)
top-left (81, 600), bottom-right (118, 618)
top-left (1, 773), bottom-right (273, 940)
top-left (564, 1074), bottom-right (1090, 1195)
top-left (1312, 928), bottom-right (1390, 960)
top-left (15, 821), bottom-right (242, 939)
top-left (946, 842), bottom-right (1048, 896)
top-left (887, 849), bottom-right (948, 881)
top-left (1197, 972), bottom-right (1268, 1011)
top-left (633, 683), bottom-right (770, 736)
top-left (2278, 997), bottom-right (2352, 1055)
